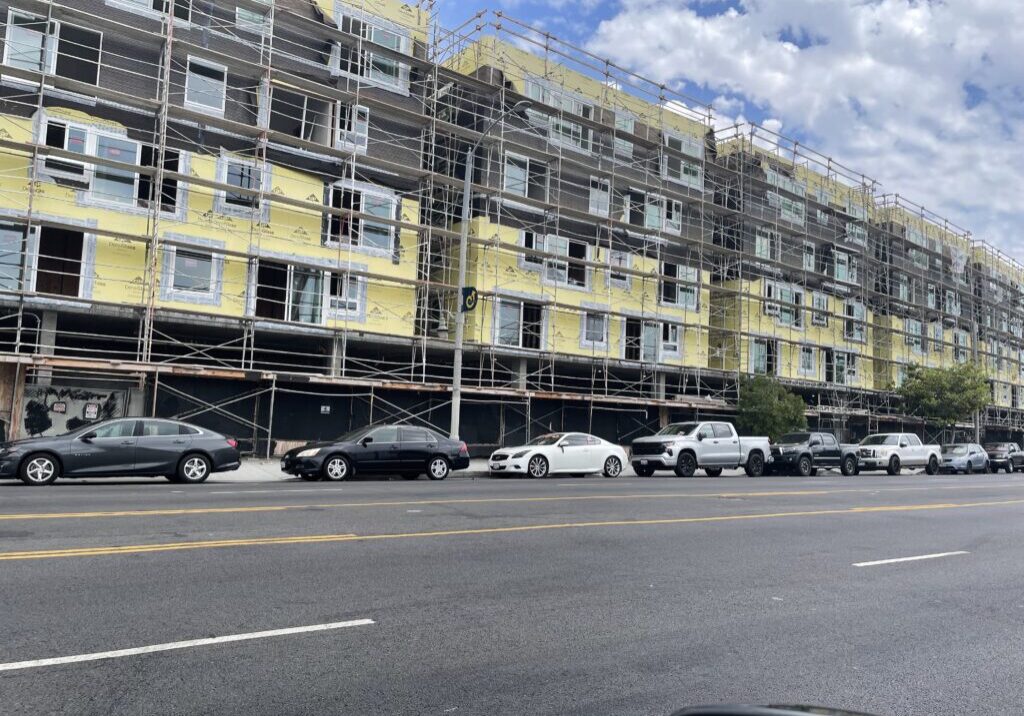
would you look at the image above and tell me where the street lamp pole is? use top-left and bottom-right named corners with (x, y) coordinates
top-left (450, 100), bottom-right (532, 439)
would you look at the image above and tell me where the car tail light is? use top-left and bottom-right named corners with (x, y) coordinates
top-left (458, 441), bottom-right (469, 456)
top-left (226, 438), bottom-right (238, 449)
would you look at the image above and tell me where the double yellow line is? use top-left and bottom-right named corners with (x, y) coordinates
top-left (3, 497), bottom-right (1024, 562)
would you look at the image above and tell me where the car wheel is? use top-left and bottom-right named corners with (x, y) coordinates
top-left (322, 455), bottom-right (350, 481)
top-left (744, 452), bottom-right (765, 477)
top-left (886, 455), bottom-right (901, 475)
top-left (797, 455), bottom-right (813, 477)
top-left (983, 460), bottom-right (991, 474)
top-left (841, 454), bottom-right (858, 477)
top-left (527, 455), bottom-right (549, 479)
top-left (20, 453), bottom-right (59, 486)
top-left (634, 466), bottom-right (655, 477)
top-left (177, 454), bottom-right (211, 484)
top-left (1008, 464), bottom-right (1015, 474)
top-left (925, 455), bottom-right (939, 475)
top-left (704, 467), bottom-right (723, 477)
top-left (603, 456), bottom-right (623, 478)
top-left (427, 456), bottom-right (450, 480)
top-left (674, 452), bottom-right (697, 478)
top-left (401, 472), bottom-right (420, 480)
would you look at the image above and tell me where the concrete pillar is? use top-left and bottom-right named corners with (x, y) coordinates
top-left (516, 357), bottom-right (528, 391)
top-left (654, 371), bottom-right (667, 401)
top-left (658, 405), bottom-right (670, 429)
top-left (36, 311), bottom-right (57, 386)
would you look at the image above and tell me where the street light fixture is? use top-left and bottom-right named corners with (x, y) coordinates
top-left (449, 99), bottom-right (533, 439)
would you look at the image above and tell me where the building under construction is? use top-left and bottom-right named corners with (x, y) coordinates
top-left (0, 0), bottom-right (1020, 453)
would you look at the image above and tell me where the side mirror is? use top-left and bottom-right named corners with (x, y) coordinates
top-left (80, 432), bottom-right (96, 442)
top-left (696, 433), bottom-right (705, 441)
top-left (360, 436), bottom-right (373, 446)
top-left (900, 441), bottom-right (908, 448)
top-left (809, 439), bottom-right (821, 447)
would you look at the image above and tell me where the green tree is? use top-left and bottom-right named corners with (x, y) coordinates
top-left (735, 375), bottom-right (808, 441)
top-left (897, 362), bottom-right (990, 427)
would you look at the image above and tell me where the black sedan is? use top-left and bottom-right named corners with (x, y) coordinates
top-left (0, 418), bottom-right (240, 486)
top-left (281, 424), bottom-right (470, 481)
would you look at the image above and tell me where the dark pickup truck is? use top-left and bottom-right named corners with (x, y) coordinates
top-left (769, 431), bottom-right (860, 476)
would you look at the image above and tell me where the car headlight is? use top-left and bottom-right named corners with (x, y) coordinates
top-left (296, 448), bottom-right (321, 458)
top-left (511, 450), bottom-right (529, 459)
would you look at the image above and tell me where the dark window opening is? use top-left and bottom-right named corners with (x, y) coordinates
top-left (254, 260), bottom-right (287, 320)
top-left (137, 146), bottom-right (180, 211)
top-left (567, 241), bottom-right (587, 287)
top-left (36, 227), bottom-right (83, 297)
top-left (55, 25), bottom-right (101, 85)
top-left (522, 302), bottom-right (543, 350)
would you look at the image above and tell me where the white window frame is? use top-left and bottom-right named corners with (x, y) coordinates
top-left (755, 225), bottom-right (778, 262)
top-left (502, 152), bottom-right (547, 202)
top-left (325, 270), bottom-right (364, 319)
top-left (90, 131), bottom-right (141, 208)
top-left (661, 323), bottom-right (681, 357)
top-left (664, 198), bottom-right (684, 235)
top-left (39, 117), bottom-right (90, 182)
top-left (322, 180), bottom-right (397, 254)
top-left (580, 311), bottom-right (609, 350)
top-left (588, 176), bottom-right (610, 217)
top-left (661, 131), bottom-right (703, 189)
top-left (905, 317), bottom-right (924, 354)
top-left (216, 155), bottom-right (267, 218)
top-left (811, 291), bottom-right (829, 327)
top-left (332, 10), bottom-right (412, 94)
top-left (184, 56), bottom-right (227, 116)
top-left (844, 300), bottom-right (866, 342)
top-left (799, 345), bottom-right (817, 377)
top-left (336, 102), bottom-right (369, 151)
top-left (802, 241), bottom-right (815, 272)
top-left (162, 244), bottom-right (223, 305)
top-left (613, 112), bottom-right (635, 160)
top-left (660, 262), bottom-right (699, 310)
top-left (493, 298), bottom-right (544, 350)
top-left (750, 337), bottom-right (774, 376)
top-left (235, 6), bottom-right (268, 35)
top-left (542, 234), bottom-right (588, 290)
top-left (607, 249), bottom-right (630, 288)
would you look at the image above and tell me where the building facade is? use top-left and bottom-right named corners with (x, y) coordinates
top-left (0, 0), bottom-right (1020, 451)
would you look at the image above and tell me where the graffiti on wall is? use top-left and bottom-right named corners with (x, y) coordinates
top-left (22, 386), bottom-right (127, 437)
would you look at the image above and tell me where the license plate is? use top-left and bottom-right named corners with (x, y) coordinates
top-left (640, 459), bottom-right (648, 465)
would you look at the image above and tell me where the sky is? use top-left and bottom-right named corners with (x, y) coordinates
top-left (434, 0), bottom-right (1024, 260)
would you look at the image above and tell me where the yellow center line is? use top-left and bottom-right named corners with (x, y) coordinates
top-left (4, 482), bottom-right (1024, 521)
top-left (3, 497), bottom-right (1024, 561)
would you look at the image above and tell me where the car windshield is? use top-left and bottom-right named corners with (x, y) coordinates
top-left (861, 434), bottom-right (899, 446)
top-left (985, 443), bottom-right (1011, 451)
top-left (778, 432), bottom-right (811, 443)
top-left (658, 422), bottom-right (698, 436)
top-left (943, 445), bottom-right (968, 455)
top-left (527, 434), bottom-right (564, 446)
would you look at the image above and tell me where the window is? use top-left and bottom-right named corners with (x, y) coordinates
top-left (931, 323), bottom-right (944, 347)
top-left (811, 292), bottom-right (829, 327)
top-left (334, 14), bottom-right (410, 92)
top-left (335, 103), bottom-right (370, 149)
top-left (926, 284), bottom-right (936, 310)
top-left (544, 236), bottom-right (587, 288)
top-left (755, 226), bottom-right (778, 261)
top-left (662, 323), bottom-right (680, 355)
top-left (399, 427), bottom-right (436, 444)
top-left (661, 263), bottom-right (698, 310)
top-left (172, 250), bottom-right (213, 292)
top-left (662, 133), bottom-right (703, 189)
top-left (895, 273), bottom-right (909, 302)
top-left (833, 251), bottom-right (858, 284)
top-left (614, 113), bottom-right (634, 159)
top-left (581, 312), bottom-right (607, 347)
top-left (93, 135), bottom-right (138, 205)
top-left (905, 318), bottom-right (923, 354)
top-left (0, 225), bottom-right (24, 291)
top-left (3, 11), bottom-right (102, 85)
top-left (767, 191), bottom-right (805, 225)
top-left (225, 160), bottom-right (261, 209)
top-left (764, 281), bottom-right (803, 328)
top-left (546, 91), bottom-right (593, 152)
top-left (802, 242), bottom-right (815, 272)
top-left (751, 337), bottom-right (776, 375)
top-left (91, 420), bottom-right (136, 439)
top-left (137, 146), bottom-right (180, 212)
top-left (116, 0), bottom-right (190, 21)
top-left (945, 290), bottom-right (961, 317)
top-left (816, 209), bottom-right (829, 225)
top-left (522, 230), bottom-right (542, 266)
top-left (235, 7), bottom-right (268, 34)
top-left (664, 199), bottom-right (684, 234)
top-left (140, 420), bottom-right (180, 437)
top-left (624, 319), bottom-right (659, 361)
top-left (323, 183), bottom-right (396, 251)
top-left (185, 58), bottom-right (226, 114)
top-left (954, 330), bottom-right (968, 363)
top-left (35, 227), bottom-right (83, 297)
top-left (844, 301), bottom-right (866, 342)
top-left (608, 250), bottom-right (629, 285)
top-left (42, 120), bottom-right (88, 178)
top-left (369, 426), bottom-right (399, 443)
top-left (712, 423), bottom-right (733, 439)
top-left (845, 222), bottom-right (867, 246)
top-left (765, 168), bottom-right (805, 196)
top-left (328, 272), bottom-right (361, 314)
top-left (495, 299), bottom-right (543, 349)
top-left (799, 346), bottom-right (816, 377)
top-left (268, 88), bottom-right (331, 143)
top-left (589, 177), bottom-right (610, 217)
top-left (826, 350), bottom-right (857, 385)
top-left (626, 190), bottom-right (663, 231)
top-left (253, 261), bottom-right (323, 324)
top-left (503, 154), bottom-right (547, 201)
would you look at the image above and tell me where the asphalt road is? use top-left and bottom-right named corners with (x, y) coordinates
top-left (3, 471), bottom-right (1024, 715)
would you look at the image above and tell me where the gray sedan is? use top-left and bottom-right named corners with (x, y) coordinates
top-left (940, 443), bottom-right (990, 474)
top-left (0, 418), bottom-right (240, 485)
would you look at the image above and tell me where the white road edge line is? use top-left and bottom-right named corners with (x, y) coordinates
top-left (0, 618), bottom-right (375, 672)
top-left (853, 551), bottom-right (969, 568)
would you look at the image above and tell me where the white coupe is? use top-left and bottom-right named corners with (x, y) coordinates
top-left (488, 432), bottom-right (628, 478)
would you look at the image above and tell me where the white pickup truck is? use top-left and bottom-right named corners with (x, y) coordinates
top-left (630, 421), bottom-right (772, 477)
top-left (856, 433), bottom-right (941, 475)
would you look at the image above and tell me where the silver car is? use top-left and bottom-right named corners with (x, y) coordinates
top-left (940, 443), bottom-right (990, 474)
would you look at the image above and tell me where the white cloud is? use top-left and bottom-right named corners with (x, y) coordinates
top-left (588, 0), bottom-right (1024, 258)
